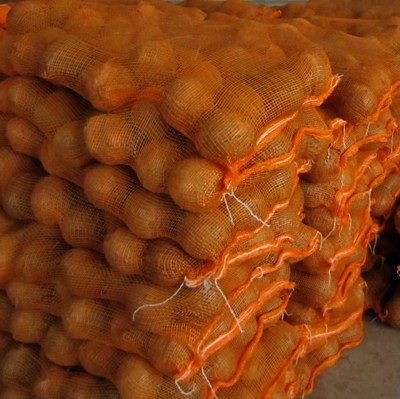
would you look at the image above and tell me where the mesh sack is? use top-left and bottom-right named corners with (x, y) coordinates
top-left (0, 330), bottom-right (121, 399)
top-left (281, 0), bottom-right (400, 20)
top-left (278, 2), bottom-right (400, 128)
top-left (0, 0), bottom-right (335, 170)
top-left (1, 1), bottom-right (400, 399)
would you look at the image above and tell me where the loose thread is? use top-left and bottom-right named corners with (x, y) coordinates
top-left (214, 278), bottom-right (244, 333)
top-left (316, 231), bottom-right (323, 251)
top-left (370, 233), bottom-right (378, 255)
top-left (223, 193), bottom-right (235, 225)
top-left (202, 279), bottom-right (213, 294)
top-left (228, 191), bottom-right (270, 228)
top-left (132, 280), bottom-right (186, 321)
top-left (201, 368), bottom-right (220, 399)
top-left (256, 267), bottom-right (264, 279)
top-left (175, 380), bottom-right (195, 397)
top-left (369, 314), bottom-right (379, 323)
top-left (327, 144), bottom-right (332, 162)
top-left (304, 324), bottom-right (313, 342)
top-left (364, 122), bottom-right (371, 137)
top-left (284, 309), bottom-right (292, 317)
top-left (327, 268), bottom-right (332, 289)
top-left (323, 215), bottom-right (337, 243)
top-left (294, 352), bottom-right (301, 367)
top-left (281, 309), bottom-right (291, 321)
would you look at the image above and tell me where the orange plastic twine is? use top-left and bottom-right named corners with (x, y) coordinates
top-left (0, 4), bottom-right (10, 29)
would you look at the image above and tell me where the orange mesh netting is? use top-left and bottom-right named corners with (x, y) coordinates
top-left (0, 0), bottom-right (400, 398)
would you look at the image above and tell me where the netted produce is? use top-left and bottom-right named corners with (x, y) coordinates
top-left (278, 0), bottom-right (400, 334)
top-left (0, 0), bottom-right (399, 398)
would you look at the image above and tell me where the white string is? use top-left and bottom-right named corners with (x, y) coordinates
top-left (175, 380), bottom-right (195, 397)
top-left (316, 231), bottom-right (323, 251)
top-left (326, 144), bottom-right (332, 162)
top-left (369, 314), bottom-right (379, 323)
top-left (294, 353), bottom-right (301, 367)
top-left (222, 193), bottom-right (235, 225)
top-left (228, 191), bottom-right (270, 228)
top-left (132, 280), bottom-right (185, 321)
top-left (397, 268), bottom-right (400, 278)
top-left (323, 215), bottom-right (337, 243)
top-left (214, 279), bottom-right (243, 333)
top-left (281, 309), bottom-right (291, 321)
top-left (284, 309), bottom-right (292, 317)
top-left (201, 368), bottom-right (220, 399)
top-left (327, 268), bottom-right (332, 289)
top-left (256, 267), bottom-right (264, 279)
top-left (364, 122), bottom-right (371, 137)
top-left (202, 279), bottom-right (213, 294)
top-left (288, 386), bottom-right (296, 399)
top-left (304, 324), bottom-right (313, 342)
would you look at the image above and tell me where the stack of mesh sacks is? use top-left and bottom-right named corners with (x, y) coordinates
top-left (278, 0), bottom-right (400, 332)
top-left (0, 1), bottom-right (399, 398)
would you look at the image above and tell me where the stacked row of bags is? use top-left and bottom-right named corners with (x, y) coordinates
top-left (0, 0), bottom-right (399, 398)
top-left (276, 0), bottom-right (400, 333)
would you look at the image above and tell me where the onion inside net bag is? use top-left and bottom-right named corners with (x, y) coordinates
top-left (0, 0), bottom-right (400, 398)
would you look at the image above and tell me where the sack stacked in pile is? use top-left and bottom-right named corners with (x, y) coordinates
top-left (0, 1), bottom-right (399, 398)
top-left (278, 0), bottom-right (400, 334)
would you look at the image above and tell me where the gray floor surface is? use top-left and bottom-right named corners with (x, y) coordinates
top-left (309, 314), bottom-right (400, 399)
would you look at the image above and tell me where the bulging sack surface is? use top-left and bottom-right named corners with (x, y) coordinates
top-left (0, 0), bottom-right (400, 398)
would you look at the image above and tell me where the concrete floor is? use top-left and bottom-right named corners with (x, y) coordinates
top-left (309, 314), bottom-right (400, 399)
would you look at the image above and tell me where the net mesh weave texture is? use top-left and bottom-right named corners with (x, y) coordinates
top-left (0, 0), bottom-right (400, 398)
